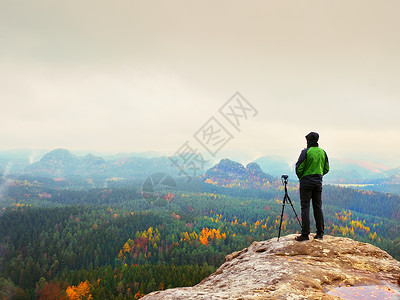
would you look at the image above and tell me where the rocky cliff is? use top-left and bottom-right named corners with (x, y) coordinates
top-left (143, 234), bottom-right (400, 299)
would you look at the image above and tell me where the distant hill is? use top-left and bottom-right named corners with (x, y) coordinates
top-left (24, 148), bottom-right (190, 179)
top-left (325, 158), bottom-right (390, 183)
top-left (203, 158), bottom-right (275, 189)
top-left (25, 149), bottom-right (103, 177)
top-left (381, 167), bottom-right (400, 179)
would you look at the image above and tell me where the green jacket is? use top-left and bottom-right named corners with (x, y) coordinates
top-left (296, 146), bottom-right (329, 186)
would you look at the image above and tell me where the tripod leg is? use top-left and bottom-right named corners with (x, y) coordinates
top-left (277, 196), bottom-right (287, 241)
top-left (287, 195), bottom-right (302, 227)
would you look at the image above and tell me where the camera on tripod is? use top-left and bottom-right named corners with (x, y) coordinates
top-left (281, 174), bottom-right (288, 182)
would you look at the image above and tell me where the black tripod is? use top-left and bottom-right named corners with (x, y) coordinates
top-left (278, 175), bottom-right (302, 241)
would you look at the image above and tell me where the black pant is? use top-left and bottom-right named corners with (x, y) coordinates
top-left (300, 185), bottom-right (324, 236)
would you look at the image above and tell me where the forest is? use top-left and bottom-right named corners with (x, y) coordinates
top-left (0, 177), bottom-right (399, 299)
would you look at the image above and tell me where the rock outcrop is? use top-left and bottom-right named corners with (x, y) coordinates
top-left (203, 159), bottom-right (275, 188)
top-left (143, 234), bottom-right (400, 299)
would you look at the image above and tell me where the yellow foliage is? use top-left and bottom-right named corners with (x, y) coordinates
top-left (199, 228), bottom-right (226, 245)
top-left (66, 281), bottom-right (92, 300)
top-left (183, 232), bottom-right (190, 242)
top-left (123, 242), bottom-right (131, 253)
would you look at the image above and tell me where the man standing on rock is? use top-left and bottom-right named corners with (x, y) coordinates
top-left (295, 132), bottom-right (329, 241)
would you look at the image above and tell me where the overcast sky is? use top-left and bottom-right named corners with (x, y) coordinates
top-left (1, 0), bottom-right (399, 166)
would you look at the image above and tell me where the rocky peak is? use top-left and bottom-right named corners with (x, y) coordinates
top-left (143, 234), bottom-right (400, 299)
top-left (206, 158), bottom-right (248, 179)
top-left (204, 159), bottom-right (275, 187)
top-left (39, 148), bottom-right (77, 163)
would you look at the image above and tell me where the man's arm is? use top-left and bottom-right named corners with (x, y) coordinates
top-left (323, 150), bottom-right (329, 175)
top-left (295, 149), bottom-right (308, 179)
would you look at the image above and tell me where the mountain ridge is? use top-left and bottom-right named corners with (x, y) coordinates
top-left (2, 149), bottom-right (400, 190)
top-left (24, 148), bottom-right (179, 178)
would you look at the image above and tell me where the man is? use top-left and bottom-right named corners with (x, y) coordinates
top-left (295, 132), bottom-right (329, 241)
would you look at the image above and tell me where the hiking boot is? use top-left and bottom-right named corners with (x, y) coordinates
top-left (295, 235), bottom-right (309, 242)
top-left (314, 234), bottom-right (323, 240)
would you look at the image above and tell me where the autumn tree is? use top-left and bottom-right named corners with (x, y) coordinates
top-left (66, 281), bottom-right (93, 300)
